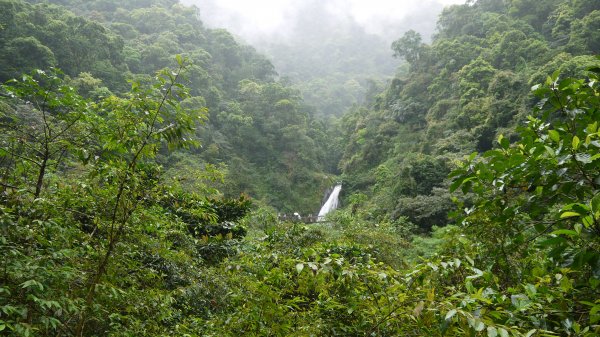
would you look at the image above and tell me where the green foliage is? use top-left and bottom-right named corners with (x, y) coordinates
top-left (0, 60), bottom-right (229, 335)
top-left (447, 60), bottom-right (600, 334)
top-left (0, 0), bottom-right (127, 89)
top-left (2, 60), bottom-right (599, 337)
top-left (339, 0), bottom-right (600, 228)
top-left (392, 29), bottom-right (424, 65)
top-left (1, 0), bottom-right (332, 214)
top-left (393, 188), bottom-right (454, 231)
top-left (210, 79), bottom-right (330, 213)
top-left (0, 37), bottom-right (57, 77)
top-left (0, 68), bottom-right (92, 198)
top-left (1, 1), bottom-right (599, 336)
top-left (160, 191), bottom-right (252, 244)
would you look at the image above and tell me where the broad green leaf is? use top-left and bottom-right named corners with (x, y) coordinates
top-left (465, 255), bottom-right (475, 266)
top-left (450, 178), bottom-right (465, 193)
top-left (583, 215), bottom-right (594, 228)
top-left (498, 328), bottom-right (509, 337)
top-left (470, 319), bottom-right (485, 332)
top-left (551, 229), bottom-right (578, 236)
top-left (524, 283), bottom-right (537, 297)
top-left (20, 279), bottom-right (43, 291)
top-left (563, 203), bottom-right (590, 213)
top-left (575, 153), bottom-right (592, 164)
top-left (560, 277), bottom-right (572, 291)
top-left (572, 136), bottom-right (580, 150)
top-left (487, 326), bottom-right (498, 337)
top-left (559, 78), bottom-right (576, 90)
top-left (591, 194), bottom-right (600, 214)
top-left (548, 130), bottom-right (560, 143)
top-left (511, 294), bottom-right (531, 310)
top-left (295, 263), bottom-right (304, 274)
top-left (544, 145), bottom-right (556, 157)
top-left (498, 134), bottom-right (509, 149)
top-left (445, 309), bottom-right (457, 320)
top-left (591, 305), bottom-right (600, 324)
top-left (525, 329), bottom-right (537, 337)
top-left (560, 211), bottom-right (580, 219)
top-left (550, 70), bottom-right (560, 83)
top-left (466, 267), bottom-right (483, 280)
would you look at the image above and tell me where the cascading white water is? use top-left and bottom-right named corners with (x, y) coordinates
top-left (317, 184), bottom-right (342, 221)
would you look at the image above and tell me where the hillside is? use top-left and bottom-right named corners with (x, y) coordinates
top-left (339, 0), bottom-right (600, 230)
top-left (0, 0), bottom-right (599, 336)
top-left (1, 0), bottom-right (336, 213)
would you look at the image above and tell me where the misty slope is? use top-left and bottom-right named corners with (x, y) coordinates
top-left (339, 0), bottom-right (600, 229)
top-left (2, 0), bottom-right (600, 335)
top-left (256, 4), bottom-right (399, 118)
top-left (1, 0), bottom-right (336, 213)
top-left (185, 0), bottom-right (454, 119)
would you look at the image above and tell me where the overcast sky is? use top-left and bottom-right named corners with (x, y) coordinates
top-left (181, 0), bottom-right (467, 42)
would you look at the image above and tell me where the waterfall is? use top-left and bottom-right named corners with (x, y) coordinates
top-left (317, 184), bottom-right (342, 221)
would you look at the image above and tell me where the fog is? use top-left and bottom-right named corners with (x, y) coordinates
top-left (180, 0), bottom-right (467, 43)
top-left (178, 0), bottom-right (468, 117)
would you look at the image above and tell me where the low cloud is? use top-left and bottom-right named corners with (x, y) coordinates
top-left (181, 0), bottom-right (466, 43)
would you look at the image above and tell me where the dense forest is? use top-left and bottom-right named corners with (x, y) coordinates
top-left (0, 0), bottom-right (336, 213)
top-left (339, 0), bottom-right (600, 231)
top-left (0, 0), bottom-right (599, 336)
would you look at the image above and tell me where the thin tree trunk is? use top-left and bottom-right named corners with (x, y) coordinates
top-left (34, 150), bottom-right (49, 198)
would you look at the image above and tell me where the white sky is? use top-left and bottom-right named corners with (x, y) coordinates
top-left (182, 0), bottom-right (467, 41)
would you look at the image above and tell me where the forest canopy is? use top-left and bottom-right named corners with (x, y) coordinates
top-left (0, 0), bottom-right (599, 336)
